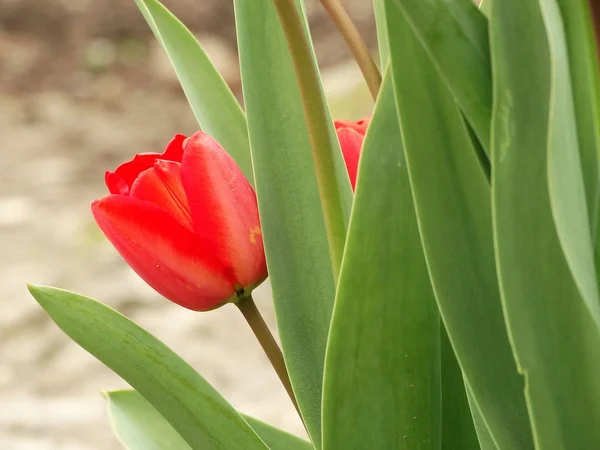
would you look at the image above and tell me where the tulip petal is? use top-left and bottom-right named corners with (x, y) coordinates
top-left (130, 160), bottom-right (194, 231)
top-left (336, 127), bottom-right (363, 190)
top-left (106, 135), bottom-right (187, 194)
top-left (181, 132), bottom-right (267, 289)
top-left (92, 195), bottom-right (234, 311)
top-left (334, 117), bottom-right (370, 135)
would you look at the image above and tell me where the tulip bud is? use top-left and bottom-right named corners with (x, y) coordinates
top-left (92, 132), bottom-right (267, 311)
top-left (334, 117), bottom-right (370, 190)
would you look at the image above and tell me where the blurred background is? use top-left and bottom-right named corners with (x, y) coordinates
top-left (0, 0), bottom-right (374, 448)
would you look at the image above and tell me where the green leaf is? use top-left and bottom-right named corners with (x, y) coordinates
top-left (322, 73), bottom-right (441, 450)
top-left (233, 0), bottom-right (348, 444)
top-left (541, 0), bottom-right (600, 330)
top-left (29, 286), bottom-right (267, 450)
top-left (555, 0), bottom-right (600, 230)
top-left (490, 0), bottom-right (600, 447)
top-left (440, 330), bottom-right (479, 450)
top-left (478, 0), bottom-right (491, 19)
top-left (385, 2), bottom-right (533, 448)
top-left (392, 0), bottom-right (491, 153)
top-left (106, 390), bottom-right (312, 450)
top-left (133, 0), bottom-right (253, 184)
top-left (106, 390), bottom-right (191, 450)
top-left (243, 416), bottom-right (313, 450)
top-left (373, 0), bottom-right (390, 68)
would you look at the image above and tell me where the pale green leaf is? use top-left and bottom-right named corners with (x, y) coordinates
top-left (29, 286), bottom-right (267, 450)
top-left (541, 0), bottom-right (600, 331)
top-left (106, 390), bottom-right (312, 450)
top-left (106, 390), bottom-right (191, 450)
top-left (555, 0), bottom-right (600, 229)
top-left (243, 416), bottom-right (313, 450)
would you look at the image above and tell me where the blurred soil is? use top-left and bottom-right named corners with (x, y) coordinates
top-left (0, 0), bottom-right (374, 448)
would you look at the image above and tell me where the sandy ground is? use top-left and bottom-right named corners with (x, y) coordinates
top-left (0, 1), bottom-right (374, 448)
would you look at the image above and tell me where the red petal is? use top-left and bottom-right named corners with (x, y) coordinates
top-left (334, 116), bottom-right (370, 135)
top-left (105, 171), bottom-right (130, 195)
top-left (91, 195), bottom-right (234, 311)
top-left (181, 131), bottom-right (267, 289)
top-left (130, 160), bottom-right (194, 231)
top-left (108, 135), bottom-right (187, 193)
top-left (336, 127), bottom-right (363, 190)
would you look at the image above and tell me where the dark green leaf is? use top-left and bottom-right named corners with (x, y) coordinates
top-left (392, 0), bottom-right (491, 152)
top-left (440, 330), bottom-right (479, 450)
top-left (490, 0), bottom-right (600, 446)
top-left (385, 2), bottom-right (533, 447)
top-left (322, 73), bottom-right (441, 450)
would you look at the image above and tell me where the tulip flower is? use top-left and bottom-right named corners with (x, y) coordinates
top-left (334, 117), bottom-right (370, 190)
top-left (91, 131), bottom-right (267, 312)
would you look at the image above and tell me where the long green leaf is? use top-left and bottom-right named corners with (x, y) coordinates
top-left (555, 0), bottom-right (600, 230)
top-left (233, 0), bottom-right (348, 444)
top-left (134, 0), bottom-right (253, 183)
top-left (541, 0), bottom-right (600, 330)
top-left (490, 0), bottom-right (600, 447)
top-left (385, 2), bottom-right (533, 448)
top-left (106, 390), bottom-right (312, 450)
top-left (322, 74), bottom-right (441, 450)
top-left (29, 286), bottom-right (267, 450)
top-left (392, 0), bottom-right (491, 153)
top-left (440, 331), bottom-right (479, 450)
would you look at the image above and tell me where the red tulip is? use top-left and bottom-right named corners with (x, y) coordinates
top-left (334, 117), bottom-right (370, 190)
top-left (91, 131), bottom-right (267, 311)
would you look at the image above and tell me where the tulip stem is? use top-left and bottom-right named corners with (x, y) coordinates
top-left (318, 0), bottom-right (381, 99)
top-left (236, 296), bottom-right (303, 423)
top-left (271, 0), bottom-right (349, 282)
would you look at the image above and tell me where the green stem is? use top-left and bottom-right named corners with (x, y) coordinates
top-left (271, 0), bottom-right (347, 281)
top-left (236, 296), bottom-right (303, 422)
top-left (319, 0), bottom-right (381, 99)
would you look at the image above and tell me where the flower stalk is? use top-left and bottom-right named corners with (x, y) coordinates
top-left (319, 0), bottom-right (381, 99)
top-left (235, 295), bottom-right (303, 422)
top-left (271, 0), bottom-right (348, 281)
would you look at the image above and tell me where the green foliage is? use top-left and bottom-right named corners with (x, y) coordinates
top-left (491, 0), bottom-right (600, 446)
top-left (386, 1), bottom-right (532, 447)
top-left (28, 0), bottom-right (600, 448)
top-left (322, 73), bottom-right (441, 449)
